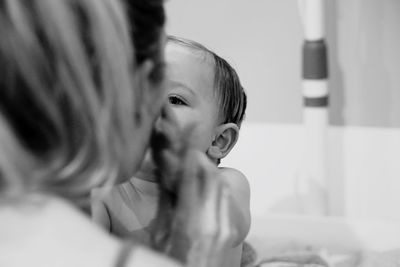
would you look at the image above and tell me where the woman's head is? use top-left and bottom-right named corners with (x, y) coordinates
top-left (0, 0), bottom-right (166, 204)
top-left (122, 0), bottom-right (168, 180)
top-left (125, 0), bottom-right (165, 83)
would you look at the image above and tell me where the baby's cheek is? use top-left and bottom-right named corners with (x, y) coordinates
top-left (192, 129), bottom-right (214, 152)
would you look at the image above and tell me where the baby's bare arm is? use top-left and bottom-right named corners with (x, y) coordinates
top-left (219, 167), bottom-right (251, 247)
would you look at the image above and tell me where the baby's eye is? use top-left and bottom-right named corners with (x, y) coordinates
top-left (168, 95), bottom-right (187, 106)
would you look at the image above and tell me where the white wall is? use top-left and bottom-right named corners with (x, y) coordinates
top-left (329, 0), bottom-right (400, 126)
top-left (222, 123), bottom-right (400, 224)
top-left (165, 0), bottom-right (303, 124)
top-left (166, 0), bottom-right (400, 127)
top-left (224, 123), bottom-right (400, 255)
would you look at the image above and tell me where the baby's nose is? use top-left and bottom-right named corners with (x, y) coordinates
top-left (154, 115), bottom-right (163, 132)
top-left (154, 103), bottom-right (170, 132)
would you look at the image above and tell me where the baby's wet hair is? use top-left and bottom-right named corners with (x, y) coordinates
top-left (167, 36), bottom-right (247, 128)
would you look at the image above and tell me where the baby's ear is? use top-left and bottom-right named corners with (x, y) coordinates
top-left (207, 123), bottom-right (239, 161)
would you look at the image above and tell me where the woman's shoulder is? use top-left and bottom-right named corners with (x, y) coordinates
top-left (0, 195), bottom-right (183, 267)
top-left (0, 196), bottom-right (121, 267)
top-left (41, 198), bottom-right (181, 267)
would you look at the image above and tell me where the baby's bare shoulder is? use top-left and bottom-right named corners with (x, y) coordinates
top-left (218, 167), bottom-right (248, 183)
top-left (218, 167), bottom-right (250, 199)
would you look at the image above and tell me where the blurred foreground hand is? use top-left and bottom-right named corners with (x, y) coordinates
top-left (150, 105), bottom-right (233, 267)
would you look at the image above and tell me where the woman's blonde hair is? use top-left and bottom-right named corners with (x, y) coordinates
top-left (0, 0), bottom-right (138, 205)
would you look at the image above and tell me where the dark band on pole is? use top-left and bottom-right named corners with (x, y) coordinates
top-left (304, 96), bottom-right (329, 107)
top-left (303, 40), bottom-right (328, 79)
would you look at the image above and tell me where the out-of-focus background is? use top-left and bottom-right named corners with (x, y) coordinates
top-left (166, 0), bottom-right (400, 261)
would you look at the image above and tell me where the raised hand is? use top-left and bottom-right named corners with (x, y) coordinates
top-left (150, 105), bottom-right (232, 267)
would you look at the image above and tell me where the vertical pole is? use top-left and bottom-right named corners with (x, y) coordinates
top-left (299, 0), bottom-right (329, 215)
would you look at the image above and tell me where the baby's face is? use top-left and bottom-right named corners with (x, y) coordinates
top-left (163, 43), bottom-right (220, 152)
